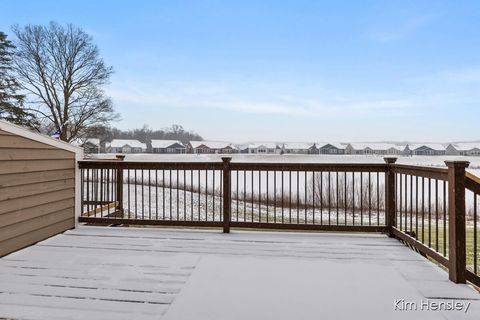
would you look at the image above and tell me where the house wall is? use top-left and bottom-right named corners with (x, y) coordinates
top-left (319, 145), bottom-right (345, 154)
top-left (466, 148), bottom-right (480, 156)
top-left (345, 145), bottom-right (362, 154)
top-left (153, 147), bottom-right (186, 154)
top-left (194, 147), bottom-right (214, 154)
top-left (0, 129), bottom-right (77, 257)
top-left (285, 149), bottom-right (309, 154)
top-left (413, 148), bottom-right (446, 156)
top-left (221, 148), bottom-right (234, 154)
top-left (386, 148), bottom-right (403, 155)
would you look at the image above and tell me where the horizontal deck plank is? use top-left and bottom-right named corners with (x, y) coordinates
top-left (0, 304), bottom-right (161, 320)
top-left (0, 273), bottom-right (183, 294)
top-left (0, 263), bottom-right (189, 283)
top-left (29, 231), bottom-right (420, 263)
top-left (0, 282), bottom-right (175, 304)
top-left (0, 292), bottom-right (168, 315)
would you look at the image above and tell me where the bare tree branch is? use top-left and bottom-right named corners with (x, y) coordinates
top-left (12, 22), bottom-right (118, 141)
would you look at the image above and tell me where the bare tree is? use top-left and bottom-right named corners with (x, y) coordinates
top-left (86, 124), bottom-right (203, 146)
top-left (12, 22), bottom-right (118, 141)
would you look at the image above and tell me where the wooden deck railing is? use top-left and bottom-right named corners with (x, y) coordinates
top-left (78, 157), bottom-right (480, 287)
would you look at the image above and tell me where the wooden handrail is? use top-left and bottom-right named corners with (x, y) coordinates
top-left (79, 160), bottom-right (388, 172)
top-left (391, 164), bottom-right (448, 181)
top-left (79, 160), bottom-right (223, 170)
top-left (466, 171), bottom-right (480, 194)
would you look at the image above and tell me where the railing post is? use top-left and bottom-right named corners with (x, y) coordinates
top-left (384, 157), bottom-right (397, 237)
top-left (116, 155), bottom-right (124, 215)
top-left (445, 160), bottom-right (469, 283)
top-left (222, 157), bottom-right (232, 233)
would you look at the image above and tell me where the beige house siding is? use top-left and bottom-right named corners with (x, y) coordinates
top-left (0, 128), bottom-right (79, 257)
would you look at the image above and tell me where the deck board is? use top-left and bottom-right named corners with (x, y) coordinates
top-left (0, 226), bottom-right (479, 319)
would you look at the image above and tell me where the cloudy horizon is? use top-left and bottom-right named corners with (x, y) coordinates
top-left (1, 0), bottom-right (479, 142)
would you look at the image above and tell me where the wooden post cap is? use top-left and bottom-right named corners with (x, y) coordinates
top-left (384, 157), bottom-right (397, 164)
top-left (445, 160), bottom-right (469, 168)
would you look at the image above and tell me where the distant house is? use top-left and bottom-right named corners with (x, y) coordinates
top-left (187, 141), bottom-right (235, 154)
top-left (345, 143), bottom-right (404, 155)
top-left (388, 145), bottom-right (406, 155)
top-left (244, 142), bottom-right (281, 154)
top-left (236, 144), bottom-right (250, 154)
top-left (345, 143), bottom-right (365, 155)
top-left (282, 142), bottom-right (318, 154)
top-left (405, 144), bottom-right (446, 156)
top-left (318, 143), bottom-right (347, 154)
top-left (72, 138), bottom-right (100, 154)
top-left (151, 140), bottom-right (185, 154)
top-left (107, 139), bottom-right (147, 153)
top-left (446, 143), bottom-right (480, 156)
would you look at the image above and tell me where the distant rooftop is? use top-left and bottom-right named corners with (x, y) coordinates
top-left (151, 140), bottom-right (184, 148)
top-left (189, 141), bottom-right (234, 149)
top-left (109, 139), bottom-right (146, 148)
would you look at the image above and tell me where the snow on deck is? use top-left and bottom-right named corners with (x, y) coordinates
top-left (0, 227), bottom-right (479, 320)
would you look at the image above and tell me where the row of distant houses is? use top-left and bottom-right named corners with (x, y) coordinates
top-left (74, 139), bottom-right (480, 156)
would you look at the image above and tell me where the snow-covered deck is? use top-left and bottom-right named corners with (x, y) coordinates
top-left (1, 227), bottom-right (479, 320)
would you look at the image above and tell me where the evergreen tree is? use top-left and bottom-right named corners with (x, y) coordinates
top-left (0, 31), bottom-right (38, 128)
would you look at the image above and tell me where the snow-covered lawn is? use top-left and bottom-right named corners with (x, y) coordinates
top-left (83, 153), bottom-right (479, 225)
top-left (89, 153), bottom-right (480, 175)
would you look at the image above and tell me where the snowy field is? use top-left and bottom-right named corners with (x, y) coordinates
top-left (82, 153), bottom-right (479, 227)
top-left (89, 153), bottom-right (480, 176)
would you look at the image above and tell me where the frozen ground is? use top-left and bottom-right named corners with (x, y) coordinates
top-left (86, 154), bottom-right (480, 215)
top-left (1, 226), bottom-right (479, 320)
top-left (90, 153), bottom-right (480, 176)
top-left (83, 153), bottom-right (479, 224)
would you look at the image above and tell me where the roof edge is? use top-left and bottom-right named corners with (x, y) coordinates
top-left (0, 119), bottom-right (83, 154)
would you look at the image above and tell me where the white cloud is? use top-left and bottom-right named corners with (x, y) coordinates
top-left (106, 80), bottom-right (426, 118)
top-left (366, 14), bottom-right (437, 42)
top-left (442, 67), bottom-right (480, 83)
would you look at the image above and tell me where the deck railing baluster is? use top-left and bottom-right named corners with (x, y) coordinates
top-left (474, 193), bottom-right (478, 274)
top-left (297, 171), bottom-right (299, 224)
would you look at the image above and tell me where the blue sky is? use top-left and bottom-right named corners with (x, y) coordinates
top-left (1, 0), bottom-right (479, 142)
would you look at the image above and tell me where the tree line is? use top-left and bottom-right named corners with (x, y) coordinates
top-left (0, 22), bottom-right (202, 143)
top-left (88, 124), bottom-right (203, 146)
